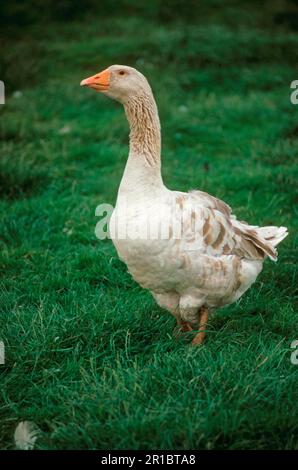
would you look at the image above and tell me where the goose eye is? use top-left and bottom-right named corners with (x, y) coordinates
top-left (119, 70), bottom-right (125, 76)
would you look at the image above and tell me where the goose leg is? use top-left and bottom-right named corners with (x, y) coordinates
top-left (180, 321), bottom-right (193, 332)
top-left (192, 306), bottom-right (209, 346)
top-left (173, 319), bottom-right (193, 338)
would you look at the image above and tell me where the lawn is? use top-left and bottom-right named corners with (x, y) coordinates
top-left (0, 0), bottom-right (297, 450)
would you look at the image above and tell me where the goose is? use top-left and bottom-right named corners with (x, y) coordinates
top-left (80, 65), bottom-right (288, 345)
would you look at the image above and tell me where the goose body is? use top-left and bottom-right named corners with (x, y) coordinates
top-left (81, 65), bottom-right (288, 343)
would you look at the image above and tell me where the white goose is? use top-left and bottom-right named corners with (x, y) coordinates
top-left (81, 65), bottom-right (288, 345)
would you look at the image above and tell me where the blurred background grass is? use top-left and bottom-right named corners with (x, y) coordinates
top-left (0, 0), bottom-right (297, 450)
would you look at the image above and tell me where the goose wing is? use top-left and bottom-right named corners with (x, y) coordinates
top-left (173, 190), bottom-right (279, 261)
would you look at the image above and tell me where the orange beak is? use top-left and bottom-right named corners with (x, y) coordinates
top-left (80, 68), bottom-right (110, 92)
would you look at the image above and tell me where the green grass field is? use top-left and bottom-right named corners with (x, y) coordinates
top-left (0, 1), bottom-right (297, 450)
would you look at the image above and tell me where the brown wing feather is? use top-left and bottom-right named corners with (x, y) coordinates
top-left (187, 190), bottom-right (276, 260)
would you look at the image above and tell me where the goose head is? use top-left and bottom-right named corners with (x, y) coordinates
top-left (80, 64), bottom-right (151, 104)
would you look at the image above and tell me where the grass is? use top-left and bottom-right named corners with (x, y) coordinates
top-left (0, 0), bottom-right (297, 450)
